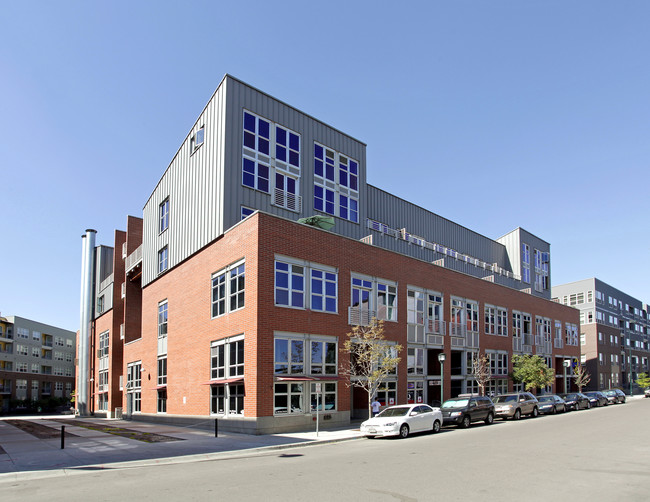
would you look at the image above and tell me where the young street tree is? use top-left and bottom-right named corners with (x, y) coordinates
top-left (340, 318), bottom-right (401, 418)
top-left (573, 364), bottom-right (591, 392)
top-left (636, 372), bottom-right (650, 389)
top-left (471, 354), bottom-right (491, 396)
top-left (511, 354), bottom-right (555, 392)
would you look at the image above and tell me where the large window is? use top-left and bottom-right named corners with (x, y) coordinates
top-left (350, 276), bottom-right (397, 324)
top-left (157, 357), bottom-right (167, 386)
top-left (275, 258), bottom-right (337, 313)
top-left (211, 261), bottom-right (245, 317)
top-left (274, 334), bottom-right (338, 376)
top-left (242, 111), bottom-right (301, 210)
top-left (485, 305), bottom-right (508, 336)
top-left (522, 243), bottom-right (530, 283)
top-left (407, 347), bottom-right (424, 375)
top-left (407, 290), bottom-right (425, 343)
top-left (487, 352), bottom-right (508, 376)
top-left (274, 382), bottom-right (304, 415)
top-left (98, 331), bottom-right (109, 358)
top-left (158, 301), bottom-right (168, 337)
top-left (210, 337), bottom-right (244, 380)
top-left (313, 143), bottom-right (358, 223)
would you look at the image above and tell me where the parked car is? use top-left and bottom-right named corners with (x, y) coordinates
top-left (559, 392), bottom-right (591, 410)
top-left (603, 389), bottom-right (626, 404)
top-left (583, 391), bottom-right (609, 407)
top-left (536, 395), bottom-right (567, 414)
top-left (441, 395), bottom-right (495, 428)
top-left (360, 404), bottom-right (443, 438)
top-left (493, 392), bottom-right (539, 420)
top-left (644, 387), bottom-right (650, 398)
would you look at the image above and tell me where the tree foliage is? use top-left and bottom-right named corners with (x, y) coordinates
top-left (340, 318), bottom-right (401, 417)
top-left (636, 372), bottom-right (650, 389)
top-left (511, 354), bottom-right (555, 392)
top-left (573, 364), bottom-right (591, 392)
top-left (471, 354), bottom-right (491, 396)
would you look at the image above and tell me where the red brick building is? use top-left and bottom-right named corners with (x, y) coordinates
top-left (78, 76), bottom-right (580, 433)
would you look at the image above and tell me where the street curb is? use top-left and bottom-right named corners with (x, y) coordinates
top-left (0, 434), bottom-right (365, 483)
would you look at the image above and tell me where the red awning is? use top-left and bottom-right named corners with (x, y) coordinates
top-left (203, 377), bottom-right (244, 385)
top-left (153, 385), bottom-right (167, 390)
top-left (275, 376), bottom-right (316, 381)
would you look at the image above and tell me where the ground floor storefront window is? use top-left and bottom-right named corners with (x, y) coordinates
top-left (211, 384), bottom-right (244, 416)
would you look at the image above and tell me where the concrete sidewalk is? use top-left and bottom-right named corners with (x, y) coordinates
top-left (0, 416), bottom-right (364, 482)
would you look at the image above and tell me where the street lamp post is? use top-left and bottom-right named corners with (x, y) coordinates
top-left (438, 352), bottom-right (446, 404)
top-left (563, 359), bottom-right (571, 394)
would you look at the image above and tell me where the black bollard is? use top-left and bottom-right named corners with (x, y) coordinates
top-left (215, 418), bottom-right (218, 438)
top-left (61, 425), bottom-right (65, 449)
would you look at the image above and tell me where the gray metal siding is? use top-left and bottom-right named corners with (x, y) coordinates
top-left (221, 77), bottom-right (367, 238)
top-left (366, 185), bottom-right (509, 267)
top-left (142, 81), bottom-right (228, 286)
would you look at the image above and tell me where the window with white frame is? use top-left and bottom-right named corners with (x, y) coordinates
top-left (159, 198), bottom-right (169, 233)
top-left (15, 361), bottom-right (27, 373)
top-left (407, 347), bottom-right (424, 375)
top-left (275, 258), bottom-right (337, 313)
top-left (191, 125), bottom-right (205, 152)
top-left (521, 243), bottom-right (531, 283)
top-left (485, 306), bottom-right (508, 336)
top-left (240, 206), bottom-right (255, 220)
top-left (274, 382), bottom-right (305, 415)
top-left (158, 301), bottom-right (168, 338)
top-left (211, 336), bottom-right (245, 380)
top-left (466, 300), bottom-right (479, 333)
top-left (32, 347), bottom-right (40, 358)
top-left (55, 336), bottom-right (64, 347)
top-left (17, 327), bottom-right (29, 339)
top-left (157, 356), bottom-right (167, 386)
top-left (310, 382), bottom-right (337, 411)
top-left (512, 312), bottom-right (522, 339)
top-left (313, 143), bottom-right (358, 223)
top-left (407, 381), bottom-right (424, 404)
top-left (16, 344), bottom-right (28, 356)
top-left (565, 323), bottom-right (579, 346)
top-left (98, 331), bottom-right (109, 358)
top-left (211, 261), bottom-right (245, 317)
top-left (274, 333), bottom-right (338, 377)
top-left (350, 276), bottom-right (397, 323)
top-left (242, 111), bottom-right (301, 212)
top-left (407, 289), bottom-right (425, 343)
top-left (487, 351), bottom-right (508, 376)
top-left (126, 361), bottom-right (142, 413)
top-left (376, 380), bottom-right (397, 407)
top-left (158, 246), bottom-right (168, 274)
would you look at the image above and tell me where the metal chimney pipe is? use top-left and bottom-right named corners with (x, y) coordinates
top-left (78, 229), bottom-right (96, 416)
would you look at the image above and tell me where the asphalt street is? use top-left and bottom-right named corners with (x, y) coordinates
top-left (1, 397), bottom-right (648, 501)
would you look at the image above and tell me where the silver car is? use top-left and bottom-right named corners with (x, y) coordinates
top-left (493, 392), bottom-right (539, 420)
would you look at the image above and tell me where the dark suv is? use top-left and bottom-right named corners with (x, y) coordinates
top-left (441, 395), bottom-right (495, 428)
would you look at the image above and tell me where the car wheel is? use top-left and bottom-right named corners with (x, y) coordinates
top-left (485, 412), bottom-right (494, 425)
top-left (399, 424), bottom-right (409, 439)
top-left (531, 406), bottom-right (539, 418)
top-left (461, 415), bottom-right (471, 429)
top-left (366, 436), bottom-right (375, 439)
top-left (432, 420), bottom-right (441, 434)
top-left (513, 409), bottom-right (521, 420)
top-left (587, 402), bottom-right (591, 409)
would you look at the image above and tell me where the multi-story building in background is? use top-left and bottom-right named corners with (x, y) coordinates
top-left (0, 315), bottom-right (76, 412)
top-left (78, 75), bottom-right (579, 432)
top-left (553, 278), bottom-right (650, 392)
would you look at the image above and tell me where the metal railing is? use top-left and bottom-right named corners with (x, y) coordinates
top-left (125, 245), bottom-right (143, 274)
top-left (348, 306), bottom-right (375, 326)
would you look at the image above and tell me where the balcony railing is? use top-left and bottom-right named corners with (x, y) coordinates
top-left (125, 245), bottom-right (143, 274)
top-left (426, 319), bottom-right (445, 335)
top-left (449, 322), bottom-right (466, 338)
top-left (554, 337), bottom-right (564, 349)
top-left (272, 188), bottom-right (302, 212)
top-left (348, 306), bottom-right (375, 326)
top-left (513, 338), bottom-right (522, 352)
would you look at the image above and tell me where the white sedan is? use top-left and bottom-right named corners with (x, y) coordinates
top-left (360, 404), bottom-right (442, 438)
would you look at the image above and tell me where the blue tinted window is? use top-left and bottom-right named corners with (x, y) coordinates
top-left (314, 159), bottom-right (323, 177)
top-left (350, 160), bottom-right (358, 174)
top-left (325, 298), bottom-right (336, 312)
top-left (244, 113), bottom-right (256, 132)
top-left (340, 170), bottom-right (348, 187)
top-left (315, 144), bottom-right (323, 159)
top-left (276, 271), bottom-right (288, 289)
top-left (258, 138), bottom-right (269, 155)
top-left (277, 145), bottom-right (286, 161)
top-left (276, 289), bottom-right (289, 306)
top-left (287, 177), bottom-right (296, 193)
top-left (326, 163), bottom-right (334, 181)
top-left (276, 127), bottom-right (286, 145)
top-left (350, 174), bottom-right (358, 191)
top-left (289, 133), bottom-right (299, 151)
top-left (312, 296), bottom-right (323, 311)
top-left (289, 151), bottom-right (299, 167)
top-left (259, 119), bottom-right (270, 139)
top-left (292, 292), bottom-right (304, 308)
top-left (243, 131), bottom-right (256, 149)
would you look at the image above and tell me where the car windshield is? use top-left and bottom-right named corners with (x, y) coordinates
top-left (377, 407), bottom-right (410, 417)
top-left (604, 390), bottom-right (614, 396)
top-left (538, 396), bottom-right (553, 402)
top-left (493, 395), bottom-right (517, 403)
top-left (442, 399), bottom-right (469, 408)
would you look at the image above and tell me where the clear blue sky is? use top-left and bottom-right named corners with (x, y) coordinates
top-left (1, 1), bottom-right (649, 331)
